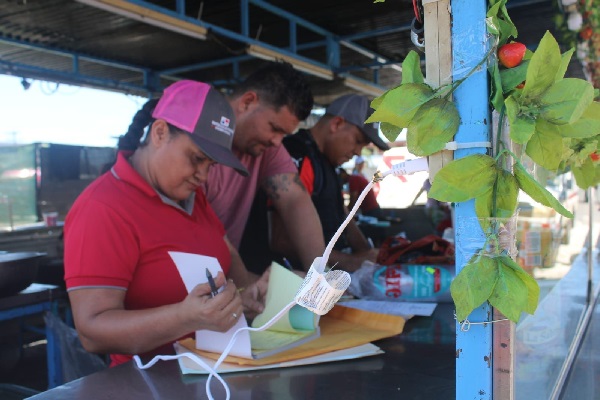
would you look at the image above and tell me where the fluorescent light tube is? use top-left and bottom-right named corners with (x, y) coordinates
top-left (76, 0), bottom-right (208, 40)
top-left (247, 44), bottom-right (334, 80)
top-left (344, 76), bottom-right (386, 97)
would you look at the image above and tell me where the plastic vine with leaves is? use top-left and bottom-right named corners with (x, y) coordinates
top-left (369, 0), bottom-right (599, 323)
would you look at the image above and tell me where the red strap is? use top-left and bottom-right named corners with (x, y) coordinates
top-left (377, 234), bottom-right (454, 265)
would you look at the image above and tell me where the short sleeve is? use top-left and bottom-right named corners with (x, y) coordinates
top-left (64, 198), bottom-right (139, 290)
top-left (258, 145), bottom-right (296, 184)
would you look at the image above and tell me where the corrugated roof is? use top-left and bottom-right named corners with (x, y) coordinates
top-left (0, 0), bottom-right (569, 104)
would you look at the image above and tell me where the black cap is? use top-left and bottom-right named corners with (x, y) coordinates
top-left (326, 94), bottom-right (390, 151)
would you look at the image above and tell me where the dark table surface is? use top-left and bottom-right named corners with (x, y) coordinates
top-left (0, 283), bottom-right (65, 311)
top-left (28, 303), bottom-right (456, 400)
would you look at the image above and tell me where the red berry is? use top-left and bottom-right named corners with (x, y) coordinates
top-left (580, 26), bottom-right (593, 41)
top-left (516, 81), bottom-right (526, 89)
top-left (591, 152), bottom-right (600, 162)
top-left (498, 42), bottom-right (527, 68)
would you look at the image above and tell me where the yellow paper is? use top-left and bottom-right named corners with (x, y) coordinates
top-left (251, 262), bottom-right (316, 333)
top-left (250, 330), bottom-right (315, 352)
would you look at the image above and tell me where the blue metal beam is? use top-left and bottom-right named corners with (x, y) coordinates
top-left (241, 0), bottom-right (250, 37)
top-left (341, 24), bottom-right (412, 42)
top-left (248, 0), bottom-right (331, 37)
top-left (290, 21), bottom-right (297, 53)
top-left (175, 0), bottom-right (185, 15)
top-left (0, 58), bottom-right (156, 95)
top-left (244, 0), bottom-right (397, 76)
top-left (451, 0), bottom-right (493, 399)
top-left (0, 36), bottom-right (147, 73)
top-left (159, 55), bottom-right (254, 75)
top-left (326, 36), bottom-right (340, 69)
top-left (285, 24), bottom-right (411, 52)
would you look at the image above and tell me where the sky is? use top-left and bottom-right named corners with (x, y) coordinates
top-left (0, 74), bottom-right (393, 149)
top-left (0, 75), bottom-right (146, 147)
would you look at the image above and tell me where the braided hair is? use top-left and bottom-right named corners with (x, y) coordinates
top-left (100, 98), bottom-right (159, 173)
top-left (117, 98), bottom-right (159, 151)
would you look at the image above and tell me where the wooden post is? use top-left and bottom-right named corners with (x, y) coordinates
top-left (423, 0), bottom-right (453, 182)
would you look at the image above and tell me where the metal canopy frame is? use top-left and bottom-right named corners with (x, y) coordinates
top-left (1, 0), bottom-right (404, 97)
top-left (0, 0), bottom-right (553, 100)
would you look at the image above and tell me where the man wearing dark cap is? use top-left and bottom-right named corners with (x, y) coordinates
top-left (270, 94), bottom-right (391, 272)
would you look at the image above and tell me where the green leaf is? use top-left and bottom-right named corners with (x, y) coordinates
top-left (406, 98), bottom-right (460, 156)
top-left (525, 120), bottom-right (564, 170)
top-left (513, 162), bottom-right (574, 218)
top-left (521, 31), bottom-right (562, 101)
top-left (488, 262), bottom-right (529, 323)
top-left (495, 170), bottom-right (519, 218)
top-left (506, 96), bottom-right (535, 144)
top-left (380, 122), bottom-right (404, 142)
top-left (510, 115), bottom-right (536, 144)
top-left (475, 189), bottom-right (494, 228)
top-left (451, 256), bottom-right (499, 322)
top-left (401, 51), bottom-right (425, 84)
top-left (496, 19), bottom-right (519, 47)
top-left (489, 62), bottom-right (505, 112)
top-left (498, 256), bottom-right (539, 314)
top-left (500, 60), bottom-right (529, 93)
top-left (370, 90), bottom-right (388, 110)
top-left (555, 48), bottom-right (575, 81)
top-left (429, 154), bottom-right (498, 202)
top-left (371, 97), bottom-right (383, 111)
top-left (556, 102), bottom-right (600, 138)
top-left (572, 157), bottom-right (600, 189)
top-left (474, 170), bottom-right (518, 232)
top-left (486, 17), bottom-right (500, 36)
top-left (486, 0), bottom-right (518, 46)
top-left (539, 78), bottom-right (595, 125)
top-left (573, 137), bottom-right (599, 160)
top-left (366, 83), bottom-right (434, 127)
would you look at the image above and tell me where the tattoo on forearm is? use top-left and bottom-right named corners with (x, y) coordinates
top-left (264, 173), bottom-right (307, 200)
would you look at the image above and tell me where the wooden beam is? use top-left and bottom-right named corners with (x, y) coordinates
top-left (423, 0), bottom-right (453, 182)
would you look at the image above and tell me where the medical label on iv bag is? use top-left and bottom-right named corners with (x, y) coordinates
top-left (295, 258), bottom-right (351, 315)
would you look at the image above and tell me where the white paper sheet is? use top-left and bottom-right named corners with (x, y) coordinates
top-left (338, 299), bottom-right (437, 317)
top-left (168, 251), bottom-right (253, 359)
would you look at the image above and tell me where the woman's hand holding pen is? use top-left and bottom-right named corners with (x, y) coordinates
top-left (179, 271), bottom-right (243, 333)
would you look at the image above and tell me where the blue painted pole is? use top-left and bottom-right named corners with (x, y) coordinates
top-left (241, 0), bottom-right (249, 37)
top-left (451, 0), bottom-right (493, 399)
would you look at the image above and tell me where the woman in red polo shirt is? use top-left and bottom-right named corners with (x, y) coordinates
top-left (64, 81), bottom-right (267, 366)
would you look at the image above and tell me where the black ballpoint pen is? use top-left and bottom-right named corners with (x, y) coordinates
top-left (205, 268), bottom-right (219, 297)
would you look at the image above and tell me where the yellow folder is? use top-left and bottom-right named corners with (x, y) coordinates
top-left (179, 305), bottom-right (406, 366)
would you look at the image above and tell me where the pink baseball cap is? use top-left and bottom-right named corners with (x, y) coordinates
top-left (152, 80), bottom-right (248, 176)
